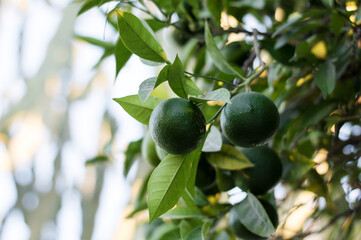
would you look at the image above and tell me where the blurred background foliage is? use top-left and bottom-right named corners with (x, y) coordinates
top-left (1, 0), bottom-right (361, 239)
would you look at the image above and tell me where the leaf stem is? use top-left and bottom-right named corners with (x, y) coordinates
top-left (185, 71), bottom-right (237, 87)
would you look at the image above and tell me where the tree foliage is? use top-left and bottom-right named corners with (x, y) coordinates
top-left (79, 0), bottom-right (361, 239)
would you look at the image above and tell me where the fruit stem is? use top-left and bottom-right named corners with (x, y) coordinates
top-left (185, 71), bottom-right (238, 87)
top-left (206, 104), bottom-right (227, 124)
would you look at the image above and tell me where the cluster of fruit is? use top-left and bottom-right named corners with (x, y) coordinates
top-left (143, 91), bottom-right (282, 239)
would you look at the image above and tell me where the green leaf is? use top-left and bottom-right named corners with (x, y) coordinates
top-left (85, 155), bottom-right (108, 166)
top-left (294, 41), bottom-right (311, 60)
top-left (230, 0), bottom-right (265, 9)
top-left (190, 88), bottom-right (231, 103)
top-left (78, 0), bottom-right (113, 15)
top-left (145, 19), bottom-right (169, 32)
top-left (330, 12), bottom-right (346, 36)
top-left (127, 172), bottom-right (151, 218)
top-left (236, 193), bottom-right (275, 237)
top-left (149, 223), bottom-right (180, 240)
top-left (283, 151), bottom-right (316, 181)
top-left (115, 38), bottom-right (132, 78)
top-left (297, 101), bottom-right (336, 131)
top-left (207, 0), bottom-right (223, 23)
top-left (116, 10), bottom-right (167, 62)
top-left (168, 55), bottom-right (188, 98)
top-left (185, 78), bottom-right (203, 96)
top-left (156, 64), bottom-right (171, 86)
top-left (321, 0), bottom-right (333, 8)
top-left (147, 153), bottom-right (194, 222)
top-left (138, 77), bottom-right (157, 102)
top-left (76, 35), bottom-right (114, 50)
top-left (161, 206), bottom-right (204, 219)
top-left (123, 139), bottom-right (142, 176)
top-left (152, 0), bottom-right (180, 13)
top-left (194, 187), bottom-right (209, 207)
top-left (113, 95), bottom-right (164, 125)
top-left (314, 60), bottom-right (336, 96)
top-left (204, 22), bottom-right (239, 76)
top-left (202, 126), bottom-right (222, 152)
top-left (206, 145), bottom-right (254, 170)
top-left (186, 143), bottom-right (204, 196)
top-left (184, 220), bottom-right (212, 240)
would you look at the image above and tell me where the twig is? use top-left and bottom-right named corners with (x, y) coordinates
top-left (206, 104), bottom-right (227, 124)
top-left (185, 71), bottom-right (237, 87)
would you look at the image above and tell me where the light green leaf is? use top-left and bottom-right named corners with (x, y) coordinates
top-left (161, 206), bottom-right (204, 219)
top-left (147, 153), bottom-right (194, 222)
top-left (186, 78), bottom-right (203, 96)
top-left (116, 10), bottom-right (167, 62)
top-left (113, 95), bottom-right (163, 125)
top-left (314, 60), bottom-right (336, 96)
top-left (145, 19), bottom-right (169, 32)
top-left (190, 88), bottom-right (231, 103)
top-left (168, 55), bottom-right (188, 98)
top-left (236, 193), bottom-right (275, 237)
top-left (202, 126), bottom-right (222, 152)
top-left (115, 38), bottom-right (132, 78)
top-left (138, 77), bottom-right (157, 102)
top-left (76, 35), bottom-right (114, 50)
top-left (205, 22), bottom-right (238, 76)
top-left (206, 145), bottom-right (253, 170)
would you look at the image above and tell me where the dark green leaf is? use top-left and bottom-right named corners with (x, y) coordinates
top-left (85, 155), bottom-right (108, 166)
top-left (113, 95), bottom-right (164, 125)
top-left (321, 0), bottom-right (333, 8)
top-left (184, 220), bottom-right (212, 240)
top-left (298, 101), bottom-right (336, 130)
top-left (115, 37), bottom-right (132, 78)
top-left (294, 41), bottom-right (311, 60)
top-left (186, 142), bottom-right (204, 196)
top-left (116, 10), bottom-right (167, 62)
top-left (168, 55), bottom-right (188, 98)
top-left (236, 193), bottom-right (275, 237)
top-left (314, 60), bottom-right (336, 96)
top-left (330, 12), bottom-right (346, 36)
top-left (206, 145), bottom-right (253, 170)
top-left (207, 0), bottom-right (223, 23)
top-left (283, 151), bottom-right (316, 181)
top-left (123, 139), bottom-right (142, 176)
top-left (189, 88), bottom-right (231, 103)
top-left (147, 153), bottom-right (195, 222)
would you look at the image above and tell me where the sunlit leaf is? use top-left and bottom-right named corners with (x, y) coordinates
top-left (202, 126), bottom-right (222, 152)
top-left (113, 95), bottom-right (164, 125)
top-left (116, 10), bottom-right (167, 62)
top-left (115, 37), bottom-right (132, 78)
top-left (190, 88), bottom-right (231, 103)
top-left (147, 153), bottom-right (195, 222)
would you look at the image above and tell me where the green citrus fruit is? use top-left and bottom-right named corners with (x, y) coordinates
top-left (141, 132), bottom-right (161, 167)
top-left (234, 147), bottom-right (282, 195)
top-left (149, 98), bottom-right (206, 155)
top-left (220, 92), bottom-right (280, 147)
top-left (195, 154), bottom-right (219, 195)
top-left (229, 199), bottom-right (279, 240)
